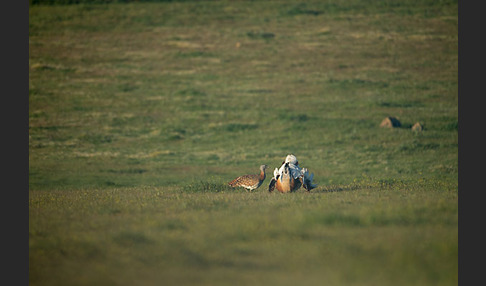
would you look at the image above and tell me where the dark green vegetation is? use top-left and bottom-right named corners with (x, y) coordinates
top-left (29, 1), bottom-right (458, 285)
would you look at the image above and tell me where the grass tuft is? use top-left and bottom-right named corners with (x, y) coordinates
top-left (182, 179), bottom-right (234, 193)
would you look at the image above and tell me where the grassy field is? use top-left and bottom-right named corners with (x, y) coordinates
top-left (29, 1), bottom-right (458, 285)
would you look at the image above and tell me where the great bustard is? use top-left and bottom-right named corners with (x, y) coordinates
top-left (228, 164), bottom-right (268, 192)
top-left (268, 154), bottom-right (317, 193)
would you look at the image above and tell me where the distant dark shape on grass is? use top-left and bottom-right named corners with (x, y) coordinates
top-left (380, 117), bottom-right (402, 128)
top-left (268, 154), bottom-right (317, 193)
top-left (287, 3), bottom-right (323, 16)
top-left (246, 31), bottom-right (275, 40)
top-left (228, 164), bottom-right (268, 192)
top-left (223, 123), bottom-right (258, 132)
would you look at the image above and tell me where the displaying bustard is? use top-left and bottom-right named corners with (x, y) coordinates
top-left (268, 154), bottom-right (317, 193)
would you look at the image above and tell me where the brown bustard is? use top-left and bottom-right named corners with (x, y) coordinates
top-left (228, 164), bottom-right (268, 192)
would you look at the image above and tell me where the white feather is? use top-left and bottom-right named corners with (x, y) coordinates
top-left (284, 154), bottom-right (298, 165)
top-left (273, 168), bottom-right (279, 179)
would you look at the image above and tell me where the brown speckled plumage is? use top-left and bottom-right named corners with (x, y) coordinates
top-left (228, 165), bottom-right (268, 191)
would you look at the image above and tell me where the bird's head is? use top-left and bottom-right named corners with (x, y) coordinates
top-left (284, 154), bottom-right (298, 165)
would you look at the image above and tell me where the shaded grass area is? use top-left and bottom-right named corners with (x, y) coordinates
top-left (29, 178), bottom-right (457, 286)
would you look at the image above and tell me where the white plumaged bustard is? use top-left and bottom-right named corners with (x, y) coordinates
top-left (268, 154), bottom-right (317, 193)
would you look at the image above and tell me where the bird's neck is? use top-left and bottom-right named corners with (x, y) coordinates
top-left (259, 170), bottom-right (266, 181)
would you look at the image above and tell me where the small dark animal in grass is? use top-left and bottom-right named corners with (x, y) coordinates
top-left (228, 165), bottom-right (268, 192)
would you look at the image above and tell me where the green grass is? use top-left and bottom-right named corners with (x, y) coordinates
top-left (29, 180), bottom-right (457, 286)
top-left (29, 1), bottom-right (457, 285)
